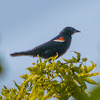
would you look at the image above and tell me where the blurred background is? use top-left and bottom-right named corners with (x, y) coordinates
top-left (0, 0), bottom-right (100, 99)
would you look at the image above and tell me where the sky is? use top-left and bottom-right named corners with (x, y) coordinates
top-left (0, 0), bottom-right (100, 99)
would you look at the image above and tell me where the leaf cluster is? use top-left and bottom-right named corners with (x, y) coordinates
top-left (0, 52), bottom-right (99, 100)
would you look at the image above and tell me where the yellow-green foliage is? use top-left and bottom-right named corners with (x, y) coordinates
top-left (0, 52), bottom-right (99, 100)
top-left (0, 64), bottom-right (2, 74)
top-left (89, 85), bottom-right (100, 100)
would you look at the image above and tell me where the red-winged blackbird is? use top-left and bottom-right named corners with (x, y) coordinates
top-left (10, 27), bottom-right (80, 59)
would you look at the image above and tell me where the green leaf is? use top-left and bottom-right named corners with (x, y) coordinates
top-left (89, 72), bottom-right (99, 77)
top-left (62, 51), bottom-right (81, 63)
top-left (43, 91), bottom-right (54, 99)
top-left (0, 96), bottom-right (2, 99)
top-left (84, 77), bottom-right (99, 84)
top-left (84, 62), bottom-right (97, 73)
top-left (14, 81), bottom-right (21, 90)
top-left (90, 85), bottom-right (100, 100)
top-left (73, 51), bottom-right (81, 62)
top-left (72, 67), bottom-right (82, 73)
top-left (74, 77), bottom-right (87, 89)
top-left (82, 58), bottom-right (87, 62)
top-left (20, 74), bottom-right (29, 79)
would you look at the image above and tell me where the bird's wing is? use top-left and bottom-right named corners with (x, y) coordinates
top-left (33, 36), bottom-right (65, 52)
top-left (31, 37), bottom-right (67, 58)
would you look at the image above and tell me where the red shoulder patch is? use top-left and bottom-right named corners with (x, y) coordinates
top-left (53, 37), bottom-right (65, 42)
top-left (58, 37), bottom-right (64, 40)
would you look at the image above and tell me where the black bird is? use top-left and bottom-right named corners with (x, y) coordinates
top-left (10, 27), bottom-right (80, 59)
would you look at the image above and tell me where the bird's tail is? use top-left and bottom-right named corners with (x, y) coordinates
top-left (10, 51), bottom-right (33, 57)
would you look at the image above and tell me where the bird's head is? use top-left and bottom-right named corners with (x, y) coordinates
top-left (61, 27), bottom-right (80, 36)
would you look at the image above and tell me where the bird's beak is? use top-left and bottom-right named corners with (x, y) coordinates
top-left (75, 30), bottom-right (80, 33)
top-left (72, 29), bottom-right (80, 35)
